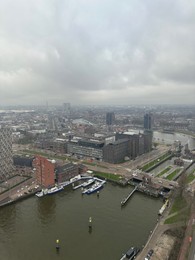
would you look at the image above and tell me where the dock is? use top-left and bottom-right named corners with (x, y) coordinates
top-left (121, 186), bottom-right (138, 206)
top-left (72, 183), bottom-right (83, 190)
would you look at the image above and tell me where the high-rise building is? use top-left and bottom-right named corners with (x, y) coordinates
top-left (144, 113), bottom-right (152, 130)
top-left (106, 112), bottom-right (115, 125)
top-left (0, 127), bottom-right (14, 181)
top-left (63, 103), bottom-right (71, 118)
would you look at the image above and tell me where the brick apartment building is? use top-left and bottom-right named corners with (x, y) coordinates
top-left (34, 156), bottom-right (55, 188)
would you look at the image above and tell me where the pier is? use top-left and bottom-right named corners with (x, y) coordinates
top-left (121, 186), bottom-right (138, 206)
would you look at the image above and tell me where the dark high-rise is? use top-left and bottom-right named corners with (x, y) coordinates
top-left (144, 113), bottom-right (152, 130)
top-left (106, 112), bottom-right (115, 125)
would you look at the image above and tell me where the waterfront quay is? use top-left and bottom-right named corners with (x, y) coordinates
top-left (0, 173), bottom-right (39, 207)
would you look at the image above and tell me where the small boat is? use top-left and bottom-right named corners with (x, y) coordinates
top-left (120, 247), bottom-right (140, 260)
top-left (84, 181), bottom-right (106, 195)
top-left (47, 185), bottom-right (64, 195)
top-left (35, 189), bottom-right (48, 198)
top-left (82, 178), bottom-right (94, 188)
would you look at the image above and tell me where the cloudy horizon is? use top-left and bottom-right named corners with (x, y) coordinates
top-left (0, 0), bottom-right (194, 106)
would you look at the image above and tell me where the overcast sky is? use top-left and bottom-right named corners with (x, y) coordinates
top-left (0, 0), bottom-right (194, 106)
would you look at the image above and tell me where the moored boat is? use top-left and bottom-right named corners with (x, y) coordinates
top-left (120, 247), bottom-right (140, 260)
top-left (35, 189), bottom-right (48, 198)
top-left (47, 185), bottom-right (64, 195)
top-left (84, 181), bottom-right (106, 195)
top-left (82, 178), bottom-right (94, 188)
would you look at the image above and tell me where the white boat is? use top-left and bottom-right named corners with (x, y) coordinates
top-left (47, 185), bottom-right (64, 195)
top-left (83, 180), bottom-right (106, 195)
top-left (35, 189), bottom-right (48, 198)
top-left (82, 178), bottom-right (94, 188)
top-left (120, 247), bottom-right (140, 260)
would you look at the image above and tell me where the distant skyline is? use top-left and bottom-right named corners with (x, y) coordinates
top-left (0, 0), bottom-right (195, 106)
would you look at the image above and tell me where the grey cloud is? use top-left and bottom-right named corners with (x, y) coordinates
top-left (0, 0), bottom-right (195, 105)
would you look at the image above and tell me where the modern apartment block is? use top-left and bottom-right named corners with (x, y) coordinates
top-left (34, 156), bottom-right (55, 188)
top-left (0, 127), bottom-right (14, 181)
top-left (144, 113), bottom-right (152, 130)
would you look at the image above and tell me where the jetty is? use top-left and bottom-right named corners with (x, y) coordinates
top-left (121, 186), bottom-right (138, 206)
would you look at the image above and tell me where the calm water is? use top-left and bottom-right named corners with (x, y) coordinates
top-left (153, 131), bottom-right (195, 150)
top-left (0, 183), bottom-right (162, 260)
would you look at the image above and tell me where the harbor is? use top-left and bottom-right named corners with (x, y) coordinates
top-left (35, 176), bottom-right (106, 198)
top-left (0, 182), bottom-right (162, 260)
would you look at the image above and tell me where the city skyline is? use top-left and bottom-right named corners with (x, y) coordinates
top-left (0, 0), bottom-right (194, 106)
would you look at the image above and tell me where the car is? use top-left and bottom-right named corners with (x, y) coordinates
top-left (148, 249), bottom-right (154, 256)
top-left (144, 249), bottom-right (154, 260)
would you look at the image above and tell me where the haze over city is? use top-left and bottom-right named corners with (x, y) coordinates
top-left (0, 0), bottom-right (195, 106)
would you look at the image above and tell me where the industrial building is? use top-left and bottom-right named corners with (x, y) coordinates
top-left (67, 139), bottom-right (104, 160)
top-left (13, 155), bottom-right (34, 168)
top-left (103, 132), bottom-right (153, 164)
top-left (103, 139), bottom-right (129, 164)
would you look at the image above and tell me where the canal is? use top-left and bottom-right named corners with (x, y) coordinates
top-left (0, 183), bottom-right (162, 260)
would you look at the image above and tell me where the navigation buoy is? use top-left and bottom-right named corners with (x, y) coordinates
top-left (97, 191), bottom-right (100, 197)
top-left (88, 216), bottom-right (92, 230)
top-left (88, 217), bottom-right (92, 233)
top-left (56, 239), bottom-right (60, 250)
top-left (89, 217), bottom-right (92, 227)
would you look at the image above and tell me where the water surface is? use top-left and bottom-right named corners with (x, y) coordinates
top-left (0, 183), bottom-right (162, 260)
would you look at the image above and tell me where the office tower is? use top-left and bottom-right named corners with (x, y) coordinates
top-left (0, 127), bottom-right (14, 181)
top-left (144, 113), bottom-right (152, 130)
top-left (106, 112), bottom-right (115, 125)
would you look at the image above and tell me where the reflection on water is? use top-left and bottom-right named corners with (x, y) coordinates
top-left (37, 196), bottom-right (56, 225)
top-left (0, 205), bottom-right (17, 235)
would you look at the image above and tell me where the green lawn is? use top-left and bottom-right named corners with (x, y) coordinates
top-left (164, 195), bottom-right (189, 224)
top-left (21, 149), bottom-right (78, 162)
top-left (164, 207), bottom-right (189, 224)
top-left (157, 166), bottom-right (172, 177)
top-left (169, 196), bottom-right (187, 215)
top-left (93, 171), bottom-right (122, 181)
top-left (141, 152), bottom-right (171, 172)
top-left (166, 168), bottom-right (181, 180)
top-left (186, 169), bottom-right (195, 184)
